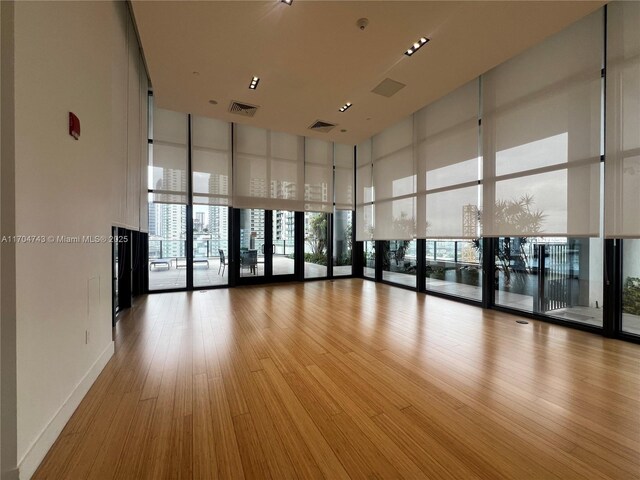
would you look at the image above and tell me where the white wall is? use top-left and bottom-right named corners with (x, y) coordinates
top-left (12, 2), bottom-right (147, 478)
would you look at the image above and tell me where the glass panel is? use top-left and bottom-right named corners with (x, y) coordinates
top-left (541, 238), bottom-right (603, 327)
top-left (425, 239), bottom-right (482, 301)
top-left (622, 239), bottom-right (640, 336)
top-left (239, 209), bottom-right (265, 278)
top-left (494, 237), bottom-right (539, 312)
top-left (363, 241), bottom-right (375, 279)
top-left (382, 240), bottom-right (417, 288)
top-left (495, 237), bottom-right (603, 327)
top-left (148, 203), bottom-right (187, 290)
top-left (304, 212), bottom-right (328, 278)
top-left (273, 210), bottom-right (296, 276)
top-left (193, 205), bottom-right (228, 287)
top-left (333, 210), bottom-right (353, 276)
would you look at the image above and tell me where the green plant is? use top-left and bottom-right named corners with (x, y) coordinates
top-left (425, 265), bottom-right (446, 280)
top-left (304, 252), bottom-right (327, 266)
top-left (335, 251), bottom-right (352, 266)
top-left (622, 277), bottom-right (640, 315)
top-left (305, 213), bottom-right (327, 257)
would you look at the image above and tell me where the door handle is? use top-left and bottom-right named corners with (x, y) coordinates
top-left (272, 244), bottom-right (275, 254)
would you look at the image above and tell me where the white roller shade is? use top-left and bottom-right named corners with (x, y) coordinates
top-left (233, 124), bottom-right (304, 211)
top-left (372, 116), bottom-right (416, 240)
top-left (605, 1), bottom-right (640, 238)
top-left (416, 79), bottom-right (480, 239)
top-left (356, 139), bottom-right (374, 241)
top-left (305, 138), bottom-right (334, 212)
top-left (482, 10), bottom-right (602, 237)
top-left (334, 143), bottom-right (354, 210)
top-left (192, 116), bottom-right (231, 206)
top-left (150, 108), bottom-right (188, 204)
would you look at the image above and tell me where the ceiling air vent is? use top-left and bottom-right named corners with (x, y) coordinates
top-left (308, 120), bottom-right (336, 133)
top-left (371, 78), bottom-right (406, 98)
top-left (229, 101), bottom-right (259, 117)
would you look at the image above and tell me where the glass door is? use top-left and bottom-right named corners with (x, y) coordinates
top-left (239, 208), bottom-right (266, 279)
top-left (272, 210), bottom-right (296, 277)
top-left (236, 208), bottom-right (297, 284)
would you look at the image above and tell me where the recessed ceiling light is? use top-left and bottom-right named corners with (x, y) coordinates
top-left (404, 36), bottom-right (429, 56)
top-left (338, 102), bottom-right (352, 113)
top-left (280, 0), bottom-right (293, 5)
top-left (208, 99), bottom-right (218, 105)
top-left (249, 76), bottom-right (260, 90)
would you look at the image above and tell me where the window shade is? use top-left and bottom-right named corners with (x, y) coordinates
top-left (416, 79), bottom-right (480, 239)
top-left (304, 138), bottom-right (334, 212)
top-left (482, 10), bottom-right (602, 237)
top-left (356, 139), bottom-right (374, 241)
top-left (192, 116), bottom-right (231, 206)
top-left (150, 108), bottom-right (188, 204)
top-left (334, 143), bottom-right (354, 210)
top-left (605, 1), bottom-right (640, 238)
top-left (372, 116), bottom-right (416, 240)
top-left (233, 124), bottom-right (304, 211)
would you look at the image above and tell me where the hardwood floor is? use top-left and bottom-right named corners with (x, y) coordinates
top-left (34, 279), bottom-right (640, 479)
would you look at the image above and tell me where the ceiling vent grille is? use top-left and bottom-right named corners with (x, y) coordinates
top-left (308, 120), bottom-right (336, 133)
top-left (229, 101), bottom-right (259, 117)
top-left (371, 78), bottom-right (406, 98)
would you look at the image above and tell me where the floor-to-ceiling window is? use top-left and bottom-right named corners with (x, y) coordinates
top-left (607, 2), bottom-right (640, 339)
top-left (148, 105), bottom-right (189, 291)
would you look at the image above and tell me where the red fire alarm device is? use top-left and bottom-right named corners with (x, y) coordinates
top-left (69, 112), bottom-right (80, 140)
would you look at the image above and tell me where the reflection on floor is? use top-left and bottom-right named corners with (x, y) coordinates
top-left (149, 256), bottom-right (351, 290)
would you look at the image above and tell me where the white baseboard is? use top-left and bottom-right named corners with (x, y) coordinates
top-left (17, 341), bottom-right (114, 479)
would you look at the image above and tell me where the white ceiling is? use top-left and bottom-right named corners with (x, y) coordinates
top-left (131, 1), bottom-right (605, 145)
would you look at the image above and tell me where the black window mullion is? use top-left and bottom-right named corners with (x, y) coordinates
top-left (416, 239), bottom-right (426, 292)
top-left (482, 237), bottom-right (495, 309)
top-left (186, 114), bottom-right (193, 290)
top-left (265, 210), bottom-right (273, 278)
top-left (603, 238), bottom-right (621, 337)
top-left (295, 211), bottom-right (305, 281)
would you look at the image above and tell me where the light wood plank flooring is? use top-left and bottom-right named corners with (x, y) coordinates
top-left (34, 279), bottom-right (640, 479)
